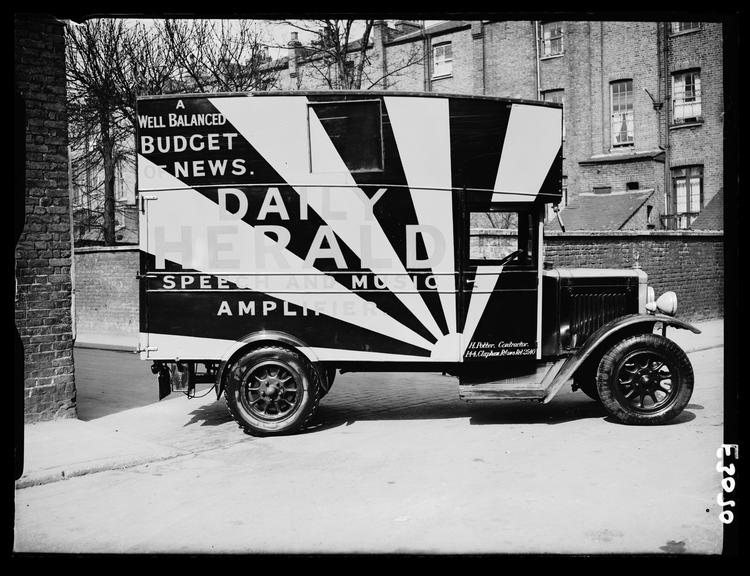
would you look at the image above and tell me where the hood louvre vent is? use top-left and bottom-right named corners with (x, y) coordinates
top-left (567, 286), bottom-right (633, 348)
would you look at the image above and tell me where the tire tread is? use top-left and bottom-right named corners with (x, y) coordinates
top-left (223, 345), bottom-right (322, 436)
top-left (596, 333), bottom-right (693, 425)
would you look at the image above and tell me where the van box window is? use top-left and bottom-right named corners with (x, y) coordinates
top-left (309, 100), bottom-right (384, 173)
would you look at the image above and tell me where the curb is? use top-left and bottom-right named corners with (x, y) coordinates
top-left (16, 449), bottom-right (189, 489)
top-left (683, 344), bottom-right (723, 354)
top-left (74, 340), bottom-right (136, 353)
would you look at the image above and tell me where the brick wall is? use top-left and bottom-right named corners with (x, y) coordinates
top-left (14, 15), bottom-right (76, 422)
top-left (427, 28), bottom-right (474, 95)
top-left (542, 231), bottom-right (723, 320)
top-left (462, 230), bottom-right (725, 321)
top-left (74, 247), bottom-right (140, 339)
top-left (383, 40), bottom-right (426, 91)
top-left (81, 234), bottom-right (722, 346)
top-left (667, 23), bottom-right (724, 210)
top-left (577, 158), bottom-right (664, 196)
top-left (484, 21), bottom-right (537, 100)
top-left (274, 19), bottom-right (724, 228)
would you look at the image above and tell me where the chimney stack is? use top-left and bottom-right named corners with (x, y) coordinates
top-left (394, 20), bottom-right (422, 35)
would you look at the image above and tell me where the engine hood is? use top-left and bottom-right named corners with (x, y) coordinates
top-left (541, 267), bottom-right (649, 354)
top-left (544, 267), bottom-right (648, 314)
top-left (543, 267), bottom-right (648, 282)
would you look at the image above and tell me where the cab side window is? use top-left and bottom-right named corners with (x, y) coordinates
top-left (469, 210), bottom-right (535, 266)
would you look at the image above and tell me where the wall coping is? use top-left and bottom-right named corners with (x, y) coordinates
top-left (471, 228), bottom-right (723, 238)
top-left (543, 230), bottom-right (724, 238)
top-left (75, 244), bottom-right (139, 254)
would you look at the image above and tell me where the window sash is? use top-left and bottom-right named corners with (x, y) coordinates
top-left (432, 42), bottom-right (453, 77)
top-left (611, 81), bottom-right (634, 146)
top-left (671, 22), bottom-right (700, 34)
top-left (541, 22), bottom-right (564, 56)
top-left (671, 166), bottom-right (703, 227)
top-left (673, 71), bottom-right (702, 121)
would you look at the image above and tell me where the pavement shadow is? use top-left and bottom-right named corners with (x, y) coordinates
top-left (307, 392), bottom-right (610, 433)
top-left (468, 399), bottom-right (608, 426)
top-left (602, 410), bottom-right (696, 426)
top-left (183, 400), bottom-right (233, 428)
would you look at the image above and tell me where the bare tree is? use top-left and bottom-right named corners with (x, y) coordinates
top-left (284, 19), bottom-right (373, 90)
top-left (66, 18), bottom-right (277, 245)
top-left (66, 19), bottom-right (136, 245)
top-left (156, 19), bottom-right (279, 93)
top-left (283, 19), bottom-right (425, 91)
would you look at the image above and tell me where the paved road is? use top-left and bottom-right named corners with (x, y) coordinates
top-left (16, 347), bottom-right (725, 554)
top-left (74, 348), bottom-right (180, 421)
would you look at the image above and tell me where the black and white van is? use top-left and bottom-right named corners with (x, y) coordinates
top-left (135, 91), bottom-right (699, 436)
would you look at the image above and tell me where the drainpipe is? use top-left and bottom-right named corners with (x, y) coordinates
top-left (662, 22), bottom-right (671, 225)
top-left (68, 146), bottom-right (76, 342)
top-left (422, 25), bottom-right (431, 92)
top-left (534, 21), bottom-right (541, 99)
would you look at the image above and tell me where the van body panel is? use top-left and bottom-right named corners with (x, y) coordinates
top-left (136, 92), bottom-right (563, 365)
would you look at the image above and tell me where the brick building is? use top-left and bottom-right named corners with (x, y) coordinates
top-left (15, 14), bottom-right (77, 421)
top-left (274, 20), bottom-right (724, 230)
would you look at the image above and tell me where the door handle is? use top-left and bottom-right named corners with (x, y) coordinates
top-left (139, 194), bottom-right (158, 213)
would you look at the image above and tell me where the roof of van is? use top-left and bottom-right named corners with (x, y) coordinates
top-left (136, 90), bottom-right (562, 109)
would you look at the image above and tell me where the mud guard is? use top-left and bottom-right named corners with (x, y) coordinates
top-left (214, 330), bottom-right (325, 399)
top-left (541, 314), bottom-right (701, 404)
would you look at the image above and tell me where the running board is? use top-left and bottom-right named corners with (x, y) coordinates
top-left (458, 359), bottom-right (567, 402)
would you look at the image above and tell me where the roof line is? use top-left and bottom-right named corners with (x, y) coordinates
top-left (617, 189), bottom-right (655, 230)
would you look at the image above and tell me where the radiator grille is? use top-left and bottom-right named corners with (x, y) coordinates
top-left (569, 288), bottom-right (631, 344)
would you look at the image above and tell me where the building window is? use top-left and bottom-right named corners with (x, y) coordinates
top-left (670, 22), bottom-right (701, 34)
top-left (671, 165), bottom-right (703, 228)
top-left (432, 42), bottom-right (453, 78)
top-left (540, 22), bottom-right (564, 57)
top-left (610, 80), bottom-right (634, 147)
top-left (542, 89), bottom-right (565, 140)
top-left (672, 70), bottom-right (702, 123)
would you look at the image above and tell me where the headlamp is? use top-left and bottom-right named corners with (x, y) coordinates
top-left (646, 290), bottom-right (677, 316)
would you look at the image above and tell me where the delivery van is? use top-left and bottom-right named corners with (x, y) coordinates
top-left (135, 91), bottom-right (699, 436)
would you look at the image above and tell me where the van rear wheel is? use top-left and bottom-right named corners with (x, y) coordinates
top-left (224, 346), bottom-right (321, 436)
top-left (596, 334), bottom-right (693, 425)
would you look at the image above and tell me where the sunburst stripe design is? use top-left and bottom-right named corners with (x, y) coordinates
top-left (140, 333), bottom-right (432, 364)
top-left (139, 155), bottom-right (434, 353)
top-left (448, 97), bottom-right (513, 208)
top-left (145, 292), bottom-right (432, 358)
top-left (307, 94), bottom-right (450, 336)
top-left (384, 96), bottom-right (457, 335)
top-left (460, 266), bottom-right (504, 355)
top-left (136, 97), bottom-right (438, 345)
top-left (209, 96), bottom-right (444, 341)
top-left (139, 256), bottom-right (432, 357)
top-left (492, 104), bottom-right (562, 203)
top-left (193, 187), bottom-right (438, 345)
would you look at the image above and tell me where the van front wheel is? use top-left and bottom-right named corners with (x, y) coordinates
top-left (224, 346), bottom-right (321, 436)
top-left (596, 334), bottom-right (693, 425)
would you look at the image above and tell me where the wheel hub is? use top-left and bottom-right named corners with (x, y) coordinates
top-left (263, 383), bottom-right (279, 398)
top-left (616, 350), bottom-right (676, 412)
top-left (240, 362), bottom-right (300, 421)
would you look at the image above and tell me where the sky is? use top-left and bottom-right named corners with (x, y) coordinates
top-left (102, 18), bottom-right (443, 62)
